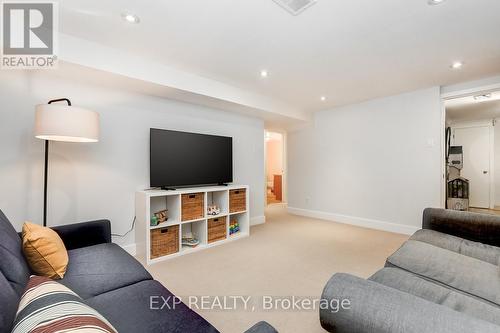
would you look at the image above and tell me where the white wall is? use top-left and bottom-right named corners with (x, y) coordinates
top-left (0, 68), bottom-right (265, 248)
top-left (287, 88), bottom-right (443, 234)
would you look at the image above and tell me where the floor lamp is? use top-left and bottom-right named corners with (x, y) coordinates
top-left (34, 98), bottom-right (99, 227)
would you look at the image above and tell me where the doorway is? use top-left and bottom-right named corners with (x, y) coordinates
top-left (444, 90), bottom-right (500, 212)
top-left (265, 131), bottom-right (285, 205)
top-left (451, 125), bottom-right (492, 208)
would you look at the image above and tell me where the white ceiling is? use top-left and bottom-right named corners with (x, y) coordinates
top-left (446, 90), bottom-right (500, 122)
top-left (59, 0), bottom-right (500, 114)
top-left (42, 61), bottom-right (308, 131)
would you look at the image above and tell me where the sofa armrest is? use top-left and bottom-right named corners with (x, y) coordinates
top-left (50, 220), bottom-right (111, 250)
top-left (320, 273), bottom-right (499, 333)
top-left (422, 208), bottom-right (500, 247)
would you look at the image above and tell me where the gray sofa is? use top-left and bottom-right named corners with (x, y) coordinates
top-left (0, 209), bottom-right (277, 333)
top-left (320, 208), bottom-right (500, 333)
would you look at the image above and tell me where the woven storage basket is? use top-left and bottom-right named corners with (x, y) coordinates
top-left (208, 217), bottom-right (227, 243)
top-left (150, 225), bottom-right (179, 259)
top-left (229, 189), bottom-right (246, 213)
top-left (181, 193), bottom-right (204, 221)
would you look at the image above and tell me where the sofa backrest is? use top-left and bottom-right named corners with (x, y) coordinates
top-left (0, 209), bottom-right (30, 295)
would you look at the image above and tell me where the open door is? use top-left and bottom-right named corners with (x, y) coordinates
top-left (265, 131), bottom-right (284, 205)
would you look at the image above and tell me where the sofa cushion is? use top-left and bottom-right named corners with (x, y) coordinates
top-left (370, 267), bottom-right (500, 326)
top-left (0, 210), bottom-right (30, 295)
top-left (386, 240), bottom-right (500, 306)
top-left (60, 243), bottom-right (152, 299)
top-left (12, 275), bottom-right (117, 333)
top-left (410, 229), bottom-right (500, 265)
top-left (85, 280), bottom-right (219, 333)
top-left (22, 222), bottom-right (69, 279)
top-left (0, 272), bottom-right (19, 333)
top-left (321, 273), bottom-right (500, 333)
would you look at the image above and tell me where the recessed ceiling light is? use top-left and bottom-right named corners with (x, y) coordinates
top-left (260, 70), bottom-right (268, 78)
top-left (474, 93), bottom-right (492, 101)
top-left (320, 96), bottom-right (326, 101)
top-left (450, 61), bottom-right (463, 70)
top-left (122, 13), bottom-right (140, 24)
top-left (428, 0), bottom-right (446, 5)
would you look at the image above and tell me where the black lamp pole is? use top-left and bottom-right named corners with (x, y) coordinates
top-left (42, 98), bottom-right (72, 227)
top-left (43, 139), bottom-right (49, 227)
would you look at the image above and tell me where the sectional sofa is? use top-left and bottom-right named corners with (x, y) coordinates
top-left (0, 209), bottom-right (276, 333)
top-left (320, 208), bottom-right (500, 333)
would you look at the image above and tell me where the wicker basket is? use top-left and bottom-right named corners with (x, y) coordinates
top-left (229, 189), bottom-right (246, 213)
top-left (208, 217), bottom-right (227, 243)
top-left (181, 193), bottom-right (204, 221)
top-left (150, 225), bottom-right (179, 259)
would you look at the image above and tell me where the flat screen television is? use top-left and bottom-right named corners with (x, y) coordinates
top-left (150, 128), bottom-right (233, 188)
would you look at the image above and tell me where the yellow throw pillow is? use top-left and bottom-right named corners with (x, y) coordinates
top-left (22, 222), bottom-right (69, 279)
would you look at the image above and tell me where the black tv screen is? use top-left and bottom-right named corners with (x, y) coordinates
top-left (150, 129), bottom-right (233, 187)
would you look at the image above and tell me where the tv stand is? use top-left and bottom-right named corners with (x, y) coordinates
top-left (161, 187), bottom-right (177, 191)
top-left (217, 183), bottom-right (229, 186)
top-left (135, 185), bottom-right (250, 264)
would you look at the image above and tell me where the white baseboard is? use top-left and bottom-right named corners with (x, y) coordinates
top-left (250, 215), bottom-right (266, 226)
top-left (119, 243), bottom-right (137, 256)
top-left (287, 207), bottom-right (418, 235)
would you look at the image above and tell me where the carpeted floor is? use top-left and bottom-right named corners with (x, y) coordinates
top-left (145, 204), bottom-right (408, 333)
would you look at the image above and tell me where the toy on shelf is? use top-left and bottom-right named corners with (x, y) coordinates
top-left (181, 232), bottom-right (200, 247)
top-left (155, 209), bottom-right (168, 222)
top-left (150, 215), bottom-right (158, 227)
top-left (229, 220), bottom-right (240, 235)
top-left (207, 205), bottom-right (221, 216)
top-left (151, 209), bottom-right (168, 226)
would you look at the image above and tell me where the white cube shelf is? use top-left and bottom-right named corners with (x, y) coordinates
top-left (135, 185), bottom-right (249, 264)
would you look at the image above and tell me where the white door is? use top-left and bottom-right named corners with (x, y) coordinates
top-left (453, 126), bottom-right (491, 208)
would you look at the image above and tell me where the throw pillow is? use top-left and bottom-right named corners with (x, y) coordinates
top-left (12, 275), bottom-right (117, 333)
top-left (22, 222), bottom-right (69, 279)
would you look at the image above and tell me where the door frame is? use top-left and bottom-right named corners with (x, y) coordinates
top-left (264, 130), bottom-right (287, 206)
top-left (448, 120), bottom-right (495, 209)
top-left (441, 80), bottom-right (500, 210)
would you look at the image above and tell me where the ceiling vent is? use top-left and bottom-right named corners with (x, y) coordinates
top-left (273, 0), bottom-right (317, 15)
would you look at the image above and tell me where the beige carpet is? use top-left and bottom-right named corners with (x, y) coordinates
top-left (145, 204), bottom-right (408, 333)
